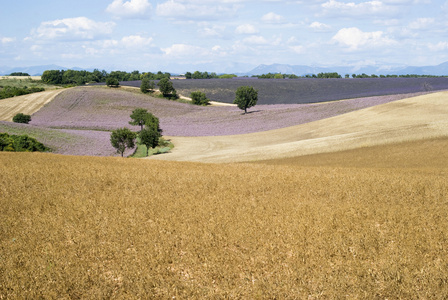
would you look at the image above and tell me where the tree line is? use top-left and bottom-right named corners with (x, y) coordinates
top-left (0, 86), bottom-right (45, 100)
top-left (253, 72), bottom-right (447, 79)
top-left (41, 69), bottom-right (171, 85)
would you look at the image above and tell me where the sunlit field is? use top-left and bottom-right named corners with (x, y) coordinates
top-left (1, 147), bottom-right (448, 298)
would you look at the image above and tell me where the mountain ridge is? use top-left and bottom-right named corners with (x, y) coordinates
top-left (1, 61), bottom-right (447, 76)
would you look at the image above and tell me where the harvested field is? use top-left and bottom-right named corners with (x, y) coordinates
top-left (1, 150), bottom-right (448, 298)
top-left (0, 89), bottom-right (65, 121)
top-left (150, 91), bottom-right (448, 163)
top-left (2, 78), bottom-right (448, 298)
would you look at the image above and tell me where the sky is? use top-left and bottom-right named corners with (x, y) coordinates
top-left (1, 0), bottom-right (447, 73)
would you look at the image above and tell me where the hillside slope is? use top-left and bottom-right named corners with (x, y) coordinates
top-left (0, 89), bottom-right (65, 121)
top-left (150, 92), bottom-right (448, 163)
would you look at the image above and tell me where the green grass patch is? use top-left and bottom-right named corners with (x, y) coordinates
top-left (131, 137), bottom-right (174, 158)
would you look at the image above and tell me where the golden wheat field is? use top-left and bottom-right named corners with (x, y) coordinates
top-left (1, 143), bottom-right (448, 298)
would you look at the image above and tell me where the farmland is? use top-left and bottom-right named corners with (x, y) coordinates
top-left (1, 147), bottom-right (448, 298)
top-left (122, 77), bottom-right (448, 104)
top-left (1, 78), bottom-right (448, 298)
top-left (0, 85), bottom-right (432, 157)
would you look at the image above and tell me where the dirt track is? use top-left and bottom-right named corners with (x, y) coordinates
top-left (0, 89), bottom-right (65, 121)
top-left (149, 92), bottom-right (448, 163)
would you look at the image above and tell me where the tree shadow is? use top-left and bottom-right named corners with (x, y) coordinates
top-left (241, 110), bottom-right (262, 115)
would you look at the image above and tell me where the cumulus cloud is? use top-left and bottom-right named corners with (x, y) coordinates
top-left (1, 37), bottom-right (15, 44)
top-left (261, 12), bottom-right (286, 24)
top-left (162, 43), bottom-right (210, 57)
top-left (156, 0), bottom-right (239, 20)
top-left (332, 27), bottom-right (396, 51)
top-left (121, 35), bottom-right (153, 47)
top-left (198, 24), bottom-right (226, 38)
top-left (320, 0), bottom-right (398, 17)
top-left (106, 0), bottom-right (152, 19)
top-left (32, 17), bottom-right (115, 41)
top-left (243, 35), bottom-right (268, 45)
top-left (309, 21), bottom-right (331, 32)
top-left (235, 24), bottom-right (258, 34)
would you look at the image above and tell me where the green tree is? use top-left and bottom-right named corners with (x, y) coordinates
top-left (0, 133), bottom-right (14, 151)
top-left (140, 78), bottom-right (150, 93)
top-left (190, 91), bottom-right (210, 106)
top-left (12, 113), bottom-right (31, 124)
top-left (139, 127), bottom-right (160, 156)
top-left (110, 128), bottom-right (136, 157)
top-left (106, 77), bottom-right (120, 87)
top-left (233, 86), bottom-right (258, 114)
top-left (157, 77), bottom-right (176, 97)
top-left (41, 70), bottom-right (63, 84)
top-left (129, 108), bottom-right (150, 131)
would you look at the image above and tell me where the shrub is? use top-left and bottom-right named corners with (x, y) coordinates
top-left (190, 91), bottom-right (210, 106)
top-left (12, 113), bottom-right (31, 124)
top-left (106, 77), bottom-right (120, 87)
top-left (0, 133), bottom-right (49, 152)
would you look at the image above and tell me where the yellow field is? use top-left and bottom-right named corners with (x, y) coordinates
top-left (152, 91), bottom-right (448, 163)
top-left (0, 89), bottom-right (65, 121)
top-left (1, 147), bottom-right (448, 298)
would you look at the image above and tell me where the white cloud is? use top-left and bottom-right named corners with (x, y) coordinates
top-left (156, 0), bottom-right (239, 20)
top-left (408, 18), bottom-right (435, 30)
top-left (290, 45), bottom-right (305, 54)
top-left (243, 35), bottom-right (268, 45)
top-left (198, 24), bottom-right (226, 38)
top-left (321, 0), bottom-right (398, 17)
top-left (121, 35), bottom-right (153, 47)
top-left (162, 43), bottom-right (209, 57)
top-left (261, 12), bottom-right (285, 24)
top-left (332, 27), bottom-right (397, 51)
top-left (235, 24), bottom-right (258, 34)
top-left (106, 0), bottom-right (152, 19)
top-left (309, 21), bottom-right (331, 32)
top-left (32, 17), bottom-right (115, 41)
top-left (428, 42), bottom-right (448, 51)
top-left (1, 37), bottom-right (15, 44)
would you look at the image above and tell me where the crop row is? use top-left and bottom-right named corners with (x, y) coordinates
top-left (121, 77), bottom-right (448, 104)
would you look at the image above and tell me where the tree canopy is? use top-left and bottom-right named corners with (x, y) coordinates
top-left (140, 78), bottom-right (155, 93)
top-left (233, 86), bottom-right (258, 114)
top-left (12, 113), bottom-right (31, 124)
top-left (157, 78), bottom-right (177, 98)
top-left (139, 127), bottom-right (160, 157)
top-left (106, 77), bottom-right (120, 87)
top-left (0, 133), bottom-right (48, 152)
top-left (110, 128), bottom-right (136, 157)
top-left (190, 91), bottom-right (210, 106)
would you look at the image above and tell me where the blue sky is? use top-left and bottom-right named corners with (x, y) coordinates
top-left (1, 0), bottom-right (447, 73)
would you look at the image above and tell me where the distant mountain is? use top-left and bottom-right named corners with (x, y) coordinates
top-left (0, 65), bottom-right (95, 76)
top-left (247, 62), bottom-right (448, 76)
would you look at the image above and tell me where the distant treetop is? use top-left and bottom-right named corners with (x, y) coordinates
top-left (8, 72), bottom-right (30, 76)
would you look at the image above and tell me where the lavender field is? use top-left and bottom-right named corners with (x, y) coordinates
top-left (122, 77), bottom-right (448, 104)
top-left (0, 85), bottom-right (440, 156)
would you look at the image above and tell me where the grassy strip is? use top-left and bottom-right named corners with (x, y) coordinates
top-left (131, 137), bottom-right (174, 158)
